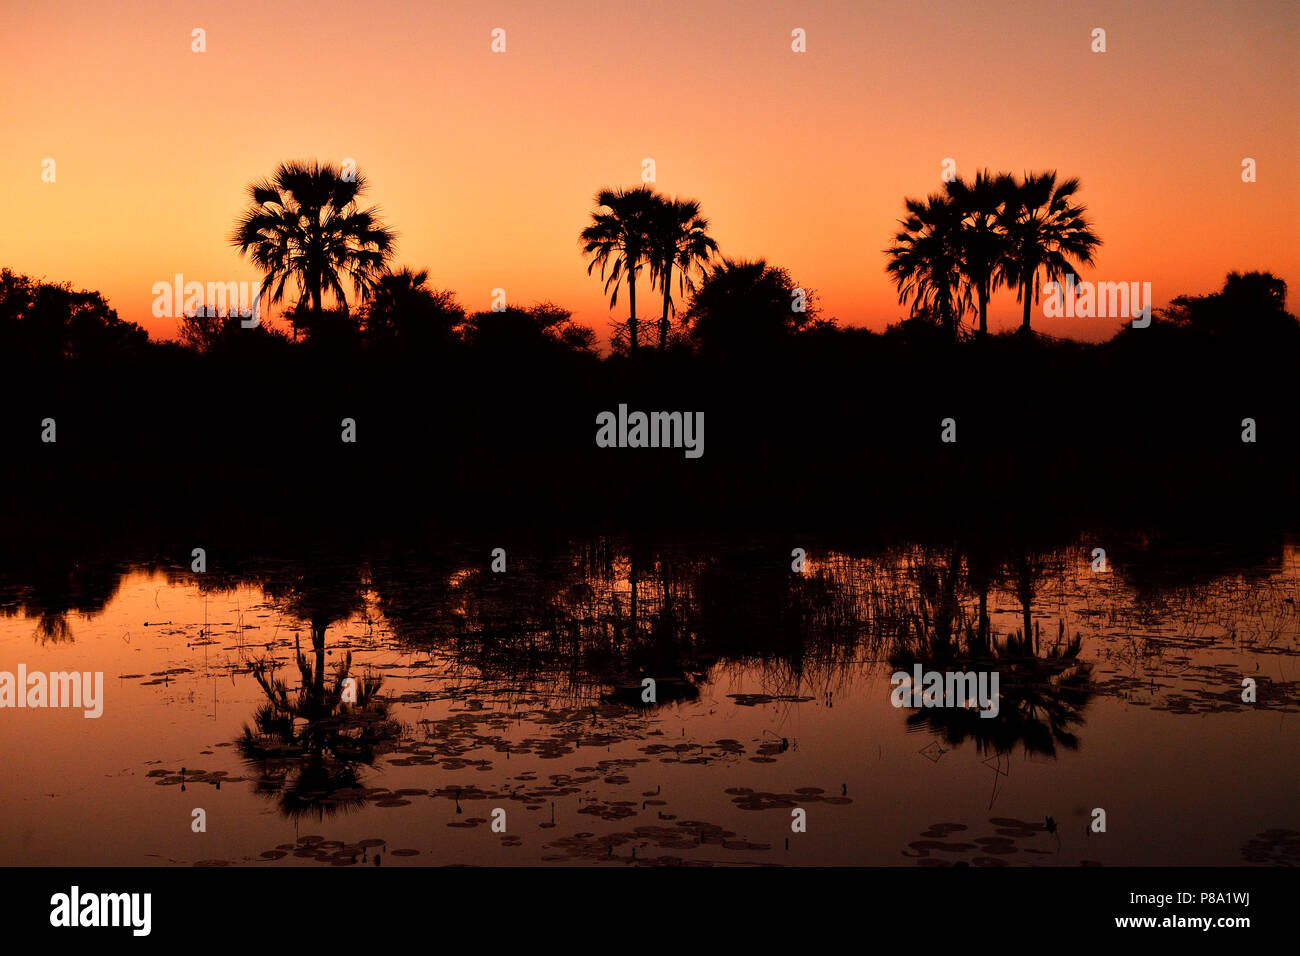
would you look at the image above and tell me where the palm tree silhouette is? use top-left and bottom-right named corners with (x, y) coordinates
top-left (885, 193), bottom-right (968, 340)
top-left (945, 170), bottom-right (1015, 340)
top-left (647, 197), bottom-right (718, 349)
top-left (231, 160), bottom-right (396, 339)
top-left (999, 171), bottom-right (1101, 336)
top-left (580, 186), bottom-right (658, 354)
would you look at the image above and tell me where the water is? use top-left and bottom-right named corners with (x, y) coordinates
top-left (1, 533), bottom-right (1296, 867)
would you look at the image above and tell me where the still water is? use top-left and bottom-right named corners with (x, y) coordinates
top-left (1, 533), bottom-right (1296, 866)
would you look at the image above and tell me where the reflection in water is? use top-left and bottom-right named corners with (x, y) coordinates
top-left (902, 817), bottom-right (1075, 868)
top-left (887, 547), bottom-right (1093, 757)
top-left (238, 637), bottom-right (400, 819)
top-left (1240, 829), bottom-right (1300, 866)
top-left (0, 542), bottom-right (129, 644)
top-left (0, 528), bottom-right (1296, 865)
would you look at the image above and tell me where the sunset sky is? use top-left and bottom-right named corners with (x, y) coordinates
top-left (2, 0), bottom-right (1296, 347)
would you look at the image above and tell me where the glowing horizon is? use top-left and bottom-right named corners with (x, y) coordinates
top-left (2, 0), bottom-right (1296, 347)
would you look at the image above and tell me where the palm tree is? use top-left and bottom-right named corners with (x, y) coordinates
top-left (647, 197), bottom-right (718, 349)
top-left (885, 193), bottom-right (967, 340)
top-left (231, 160), bottom-right (396, 339)
top-left (580, 186), bottom-right (658, 354)
top-left (946, 170), bottom-right (1014, 339)
top-left (999, 172), bottom-right (1102, 336)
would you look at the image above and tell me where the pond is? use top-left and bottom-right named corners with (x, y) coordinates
top-left (1, 531), bottom-right (1295, 867)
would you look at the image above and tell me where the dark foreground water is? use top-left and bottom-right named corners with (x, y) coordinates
top-left (1, 531), bottom-right (1296, 867)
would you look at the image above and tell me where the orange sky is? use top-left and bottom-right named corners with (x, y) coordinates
top-left (2, 0), bottom-right (1296, 347)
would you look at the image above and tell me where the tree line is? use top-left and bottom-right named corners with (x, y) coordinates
top-left (0, 160), bottom-right (1293, 363)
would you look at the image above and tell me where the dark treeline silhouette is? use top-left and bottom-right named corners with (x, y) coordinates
top-left (0, 268), bottom-right (149, 360)
top-left (0, 159), bottom-right (1296, 526)
top-left (1, 264), bottom-right (1295, 528)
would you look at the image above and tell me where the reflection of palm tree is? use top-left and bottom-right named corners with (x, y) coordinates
top-left (580, 186), bottom-right (658, 354)
top-left (999, 171), bottom-right (1102, 336)
top-left (231, 160), bottom-right (396, 339)
top-left (886, 193), bottom-right (967, 339)
top-left (1013, 552), bottom-right (1041, 654)
top-left (891, 633), bottom-right (1091, 759)
top-left (227, 556), bottom-right (392, 817)
top-left (965, 546), bottom-right (998, 651)
top-left (890, 546), bottom-right (1092, 758)
top-left (1, 549), bottom-right (126, 644)
top-left (647, 197), bottom-right (718, 349)
top-left (239, 643), bottom-right (399, 819)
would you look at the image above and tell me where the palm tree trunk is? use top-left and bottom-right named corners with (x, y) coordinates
top-left (628, 266), bottom-right (638, 355)
top-left (659, 260), bottom-right (673, 349)
top-left (977, 284), bottom-right (989, 339)
top-left (310, 274), bottom-right (323, 341)
top-left (1020, 276), bottom-right (1033, 335)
